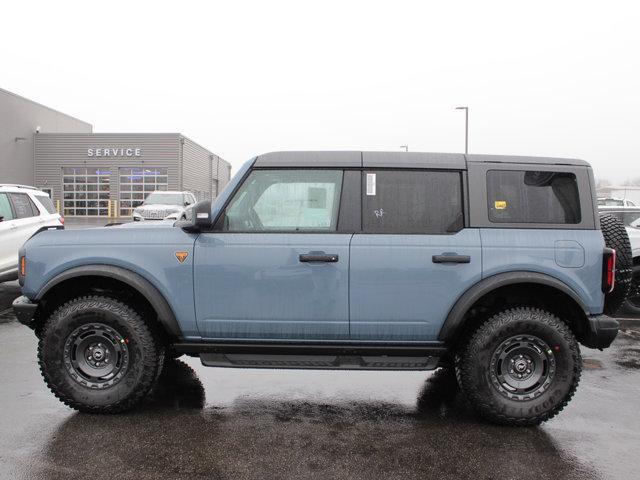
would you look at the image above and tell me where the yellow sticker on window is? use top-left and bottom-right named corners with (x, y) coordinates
top-left (494, 200), bottom-right (507, 210)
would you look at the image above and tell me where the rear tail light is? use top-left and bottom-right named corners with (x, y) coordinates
top-left (602, 248), bottom-right (616, 293)
top-left (59, 215), bottom-right (65, 225)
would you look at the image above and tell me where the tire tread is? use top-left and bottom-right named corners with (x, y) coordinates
top-left (38, 295), bottom-right (163, 414)
top-left (456, 307), bottom-right (582, 426)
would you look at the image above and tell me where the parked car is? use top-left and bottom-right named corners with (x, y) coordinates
top-left (598, 197), bottom-right (637, 207)
top-left (13, 152), bottom-right (632, 426)
top-left (598, 206), bottom-right (640, 314)
top-left (132, 191), bottom-right (197, 221)
top-left (0, 184), bottom-right (63, 283)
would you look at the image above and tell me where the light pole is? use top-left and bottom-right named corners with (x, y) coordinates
top-left (400, 145), bottom-right (408, 152)
top-left (455, 106), bottom-right (468, 154)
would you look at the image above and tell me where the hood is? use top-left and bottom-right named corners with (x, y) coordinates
top-left (115, 220), bottom-right (176, 229)
top-left (136, 204), bottom-right (184, 212)
top-left (24, 221), bottom-right (191, 248)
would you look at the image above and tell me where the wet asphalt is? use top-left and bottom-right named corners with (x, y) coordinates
top-left (1, 219), bottom-right (639, 479)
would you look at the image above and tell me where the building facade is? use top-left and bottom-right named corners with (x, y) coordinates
top-left (34, 133), bottom-right (231, 217)
top-left (0, 87), bottom-right (92, 185)
top-left (1, 87), bottom-right (230, 217)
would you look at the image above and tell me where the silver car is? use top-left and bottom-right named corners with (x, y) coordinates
top-left (132, 191), bottom-right (196, 221)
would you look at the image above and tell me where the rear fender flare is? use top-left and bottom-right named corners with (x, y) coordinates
top-left (438, 271), bottom-right (590, 342)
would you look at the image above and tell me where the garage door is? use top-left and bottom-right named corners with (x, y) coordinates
top-left (119, 167), bottom-right (168, 217)
top-left (62, 167), bottom-right (110, 217)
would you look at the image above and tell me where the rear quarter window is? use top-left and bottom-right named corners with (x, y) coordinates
top-left (487, 170), bottom-right (581, 224)
top-left (33, 195), bottom-right (57, 214)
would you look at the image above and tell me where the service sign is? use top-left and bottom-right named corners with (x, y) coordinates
top-left (87, 147), bottom-right (142, 157)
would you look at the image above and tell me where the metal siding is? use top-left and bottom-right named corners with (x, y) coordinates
top-left (34, 133), bottom-right (181, 206)
top-left (180, 136), bottom-right (231, 201)
top-left (0, 88), bottom-right (92, 185)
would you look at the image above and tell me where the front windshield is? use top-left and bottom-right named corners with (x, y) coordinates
top-left (144, 193), bottom-right (183, 206)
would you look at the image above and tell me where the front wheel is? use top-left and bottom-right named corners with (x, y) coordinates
top-left (38, 295), bottom-right (164, 413)
top-left (456, 307), bottom-right (581, 426)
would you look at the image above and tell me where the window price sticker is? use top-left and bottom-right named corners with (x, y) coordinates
top-left (366, 173), bottom-right (376, 195)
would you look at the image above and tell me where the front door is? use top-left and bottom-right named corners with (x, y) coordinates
top-left (194, 168), bottom-right (351, 340)
top-left (349, 169), bottom-right (482, 341)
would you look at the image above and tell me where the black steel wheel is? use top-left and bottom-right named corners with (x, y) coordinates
top-left (64, 323), bottom-right (130, 388)
top-left (489, 335), bottom-right (555, 401)
top-left (38, 295), bottom-right (164, 413)
top-left (456, 307), bottom-right (581, 426)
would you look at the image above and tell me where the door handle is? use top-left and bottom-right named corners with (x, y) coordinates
top-left (299, 253), bottom-right (339, 263)
top-left (432, 254), bottom-right (470, 264)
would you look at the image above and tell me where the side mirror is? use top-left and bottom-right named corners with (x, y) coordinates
top-left (177, 200), bottom-right (212, 232)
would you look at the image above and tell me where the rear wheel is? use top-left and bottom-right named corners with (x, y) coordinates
top-left (456, 307), bottom-right (581, 426)
top-left (38, 295), bottom-right (164, 413)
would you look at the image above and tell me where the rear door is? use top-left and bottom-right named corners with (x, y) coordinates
top-left (0, 193), bottom-right (21, 274)
top-left (349, 169), bottom-right (482, 341)
top-left (8, 193), bottom-right (43, 246)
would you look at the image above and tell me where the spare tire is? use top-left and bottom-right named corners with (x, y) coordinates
top-left (600, 213), bottom-right (633, 315)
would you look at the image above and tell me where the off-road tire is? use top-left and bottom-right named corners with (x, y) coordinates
top-left (456, 307), bottom-right (581, 426)
top-left (600, 213), bottom-right (633, 315)
top-left (38, 295), bottom-right (164, 413)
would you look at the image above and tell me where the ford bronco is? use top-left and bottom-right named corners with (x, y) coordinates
top-left (12, 151), bottom-right (632, 425)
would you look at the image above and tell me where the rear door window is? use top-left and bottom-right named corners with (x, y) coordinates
top-left (362, 170), bottom-right (464, 234)
top-left (487, 170), bottom-right (581, 224)
top-left (0, 193), bottom-right (14, 221)
top-left (8, 193), bottom-right (38, 219)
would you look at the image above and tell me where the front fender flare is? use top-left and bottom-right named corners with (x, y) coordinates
top-left (438, 271), bottom-right (591, 343)
top-left (36, 264), bottom-right (181, 337)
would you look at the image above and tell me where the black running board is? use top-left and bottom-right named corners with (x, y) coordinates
top-left (200, 353), bottom-right (440, 370)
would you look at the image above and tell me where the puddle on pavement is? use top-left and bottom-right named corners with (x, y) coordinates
top-left (26, 360), bottom-right (598, 480)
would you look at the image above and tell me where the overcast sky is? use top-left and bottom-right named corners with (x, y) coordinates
top-left (1, 0), bottom-right (638, 183)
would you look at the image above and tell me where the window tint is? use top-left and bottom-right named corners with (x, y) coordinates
top-left (223, 169), bottom-right (343, 232)
top-left (8, 193), bottom-right (38, 219)
top-left (362, 170), bottom-right (464, 234)
top-left (487, 170), bottom-right (581, 224)
top-left (34, 195), bottom-right (56, 214)
top-left (0, 193), bottom-right (14, 221)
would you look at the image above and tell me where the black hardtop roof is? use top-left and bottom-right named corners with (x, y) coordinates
top-left (254, 151), bottom-right (590, 168)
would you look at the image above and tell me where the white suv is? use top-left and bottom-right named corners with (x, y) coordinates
top-left (132, 191), bottom-right (197, 221)
top-left (0, 185), bottom-right (64, 282)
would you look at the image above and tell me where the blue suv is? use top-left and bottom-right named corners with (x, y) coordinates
top-left (12, 151), bottom-right (631, 425)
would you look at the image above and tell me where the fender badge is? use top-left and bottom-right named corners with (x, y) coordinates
top-left (175, 251), bottom-right (189, 263)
